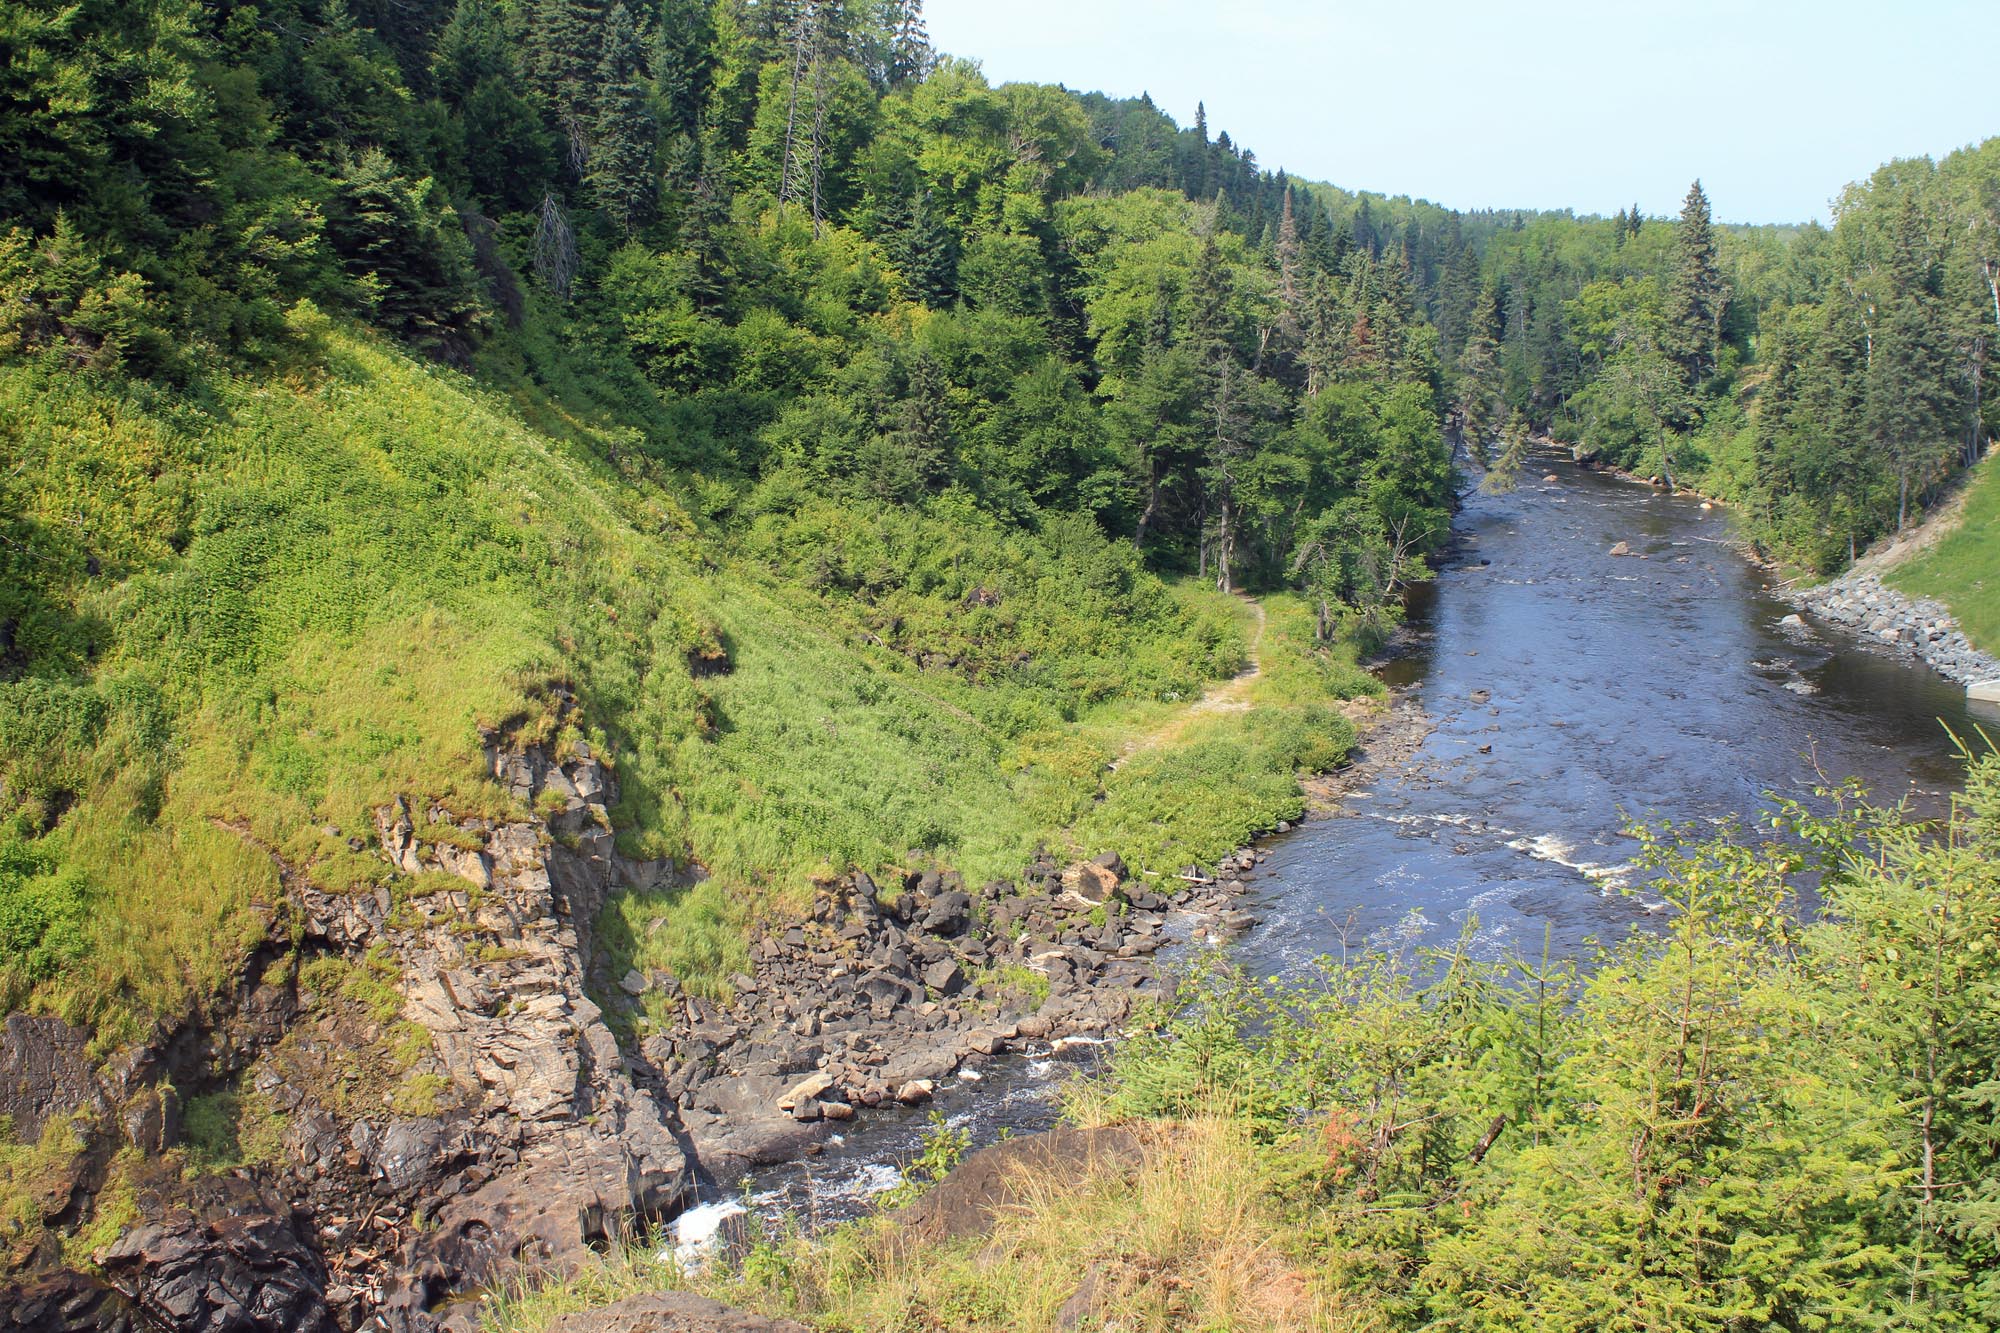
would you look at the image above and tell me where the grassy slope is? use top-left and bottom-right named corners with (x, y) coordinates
top-left (1886, 453), bottom-right (2000, 652)
top-left (0, 306), bottom-right (1379, 1050)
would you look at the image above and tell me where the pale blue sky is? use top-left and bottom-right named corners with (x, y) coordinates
top-left (924, 0), bottom-right (1994, 225)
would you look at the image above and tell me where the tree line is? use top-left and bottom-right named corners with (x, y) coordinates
top-left (0, 0), bottom-right (1454, 640)
top-left (1413, 151), bottom-right (1998, 570)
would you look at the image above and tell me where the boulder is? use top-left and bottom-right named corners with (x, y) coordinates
top-left (919, 891), bottom-right (973, 937)
top-left (895, 1079), bottom-right (935, 1104)
top-left (922, 959), bottom-right (965, 996)
top-left (776, 1071), bottom-right (834, 1112)
top-left (1608, 541), bottom-right (1632, 557)
top-left (1061, 860), bottom-right (1123, 905)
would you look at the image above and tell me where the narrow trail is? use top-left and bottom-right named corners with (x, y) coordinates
top-left (1113, 595), bottom-right (1266, 767)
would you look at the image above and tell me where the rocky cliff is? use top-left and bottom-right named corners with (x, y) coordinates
top-left (1, 692), bottom-right (1259, 1332)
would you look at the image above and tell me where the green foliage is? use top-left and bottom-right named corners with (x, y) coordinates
top-left (1892, 455), bottom-right (2000, 651)
top-left (0, 0), bottom-right (1456, 1058)
top-left (181, 1084), bottom-right (287, 1174)
top-left (878, 1109), bottom-right (972, 1207)
top-left (0, 1113), bottom-right (87, 1261)
top-left (1084, 751), bottom-right (2000, 1329)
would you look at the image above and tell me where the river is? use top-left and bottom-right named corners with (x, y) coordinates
top-left (704, 449), bottom-right (1998, 1247)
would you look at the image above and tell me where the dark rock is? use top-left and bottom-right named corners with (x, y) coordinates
top-left (0, 1271), bottom-right (144, 1333)
top-left (97, 1187), bottom-right (335, 1333)
top-left (922, 959), bottom-right (964, 996)
top-left (919, 891), bottom-right (972, 937)
top-left (0, 1015), bottom-right (107, 1141)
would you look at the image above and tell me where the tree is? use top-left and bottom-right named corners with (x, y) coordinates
top-left (529, 0), bottom-right (607, 175)
top-left (884, 0), bottom-right (932, 88)
top-left (1866, 192), bottom-right (1957, 528)
top-left (589, 2), bottom-right (657, 233)
top-left (1662, 179), bottom-right (1727, 386)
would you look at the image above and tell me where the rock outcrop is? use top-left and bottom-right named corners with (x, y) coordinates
top-left (96, 1180), bottom-right (335, 1333)
top-left (0, 689), bottom-right (1272, 1330)
top-left (1793, 570), bottom-right (2000, 687)
top-left (888, 1124), bottom-right (1149, 1246)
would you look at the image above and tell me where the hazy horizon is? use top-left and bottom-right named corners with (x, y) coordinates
top-left (924, 0), bottom-right (1993, 226)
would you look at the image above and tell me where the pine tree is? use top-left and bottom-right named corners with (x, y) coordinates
top-left (891, 187), bottom-right (957, 307)
top-left (1274, 189), bottom-right (1304, 343)
top-left (894, 349), bottom-right (956, 492)
top-left (589, 2), bottom-right (657, 233)
top-left (1663, 179), bottom-right (1727, 386)
top-left (653, 0), bottom-right (716, 145)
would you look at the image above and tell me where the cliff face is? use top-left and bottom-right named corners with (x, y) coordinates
top-left (0, 698), bottom-right (696, 1331)
top-left (287, 724), bottom-right (693, 1322)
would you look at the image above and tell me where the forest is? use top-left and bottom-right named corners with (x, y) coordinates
top-left (1, 1), bottom-right (1997, 1330)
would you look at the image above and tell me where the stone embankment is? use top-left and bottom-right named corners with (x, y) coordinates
top-left (1791, 570), bottom-right (2000, 688)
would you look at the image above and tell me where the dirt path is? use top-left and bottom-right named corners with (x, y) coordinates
top-left (1112, 596), bottom-right (1266, 767)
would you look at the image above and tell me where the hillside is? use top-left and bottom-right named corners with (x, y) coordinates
top-left (1, 1), bottom-right (1996, 1329)
top-left (1889, 451), bottom-right (2000, 653)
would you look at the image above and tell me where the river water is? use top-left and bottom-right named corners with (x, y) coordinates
top-left (1237, 449), bottom-right (1995, 975)
top-left (714, 450), bottom-right (1998, 1244)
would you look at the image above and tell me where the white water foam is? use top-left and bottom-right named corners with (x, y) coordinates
top-left (1504, 831), bottom-right (1635, 891)
top-left (850, 1162), bottom-right (904, 1196)
top-left (1050, 1033), bottom-right (1111, 1052)
top-left (666, 1198), bottom-right (747, 1268)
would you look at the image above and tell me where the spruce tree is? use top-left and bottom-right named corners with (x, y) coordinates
top-left (530, 0), bottom-right (608, 174)
top-left (886, 0), bottom-right (933, 87)
top-left (1274, 188), bottom-right (1304, 339)
top-left (1663, 179), bottom-right (1726, 386)
top-left (1867, 191), bottom-right (1956, 528)
top-left (653, 0), bottom-right (716, 145)
top-left (589, 2), bottom-right (656, 233)
top-left (893, 187), bottom-right (957, 307)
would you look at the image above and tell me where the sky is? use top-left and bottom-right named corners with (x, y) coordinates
top-left (922, 0), bottom-right (1994, 225)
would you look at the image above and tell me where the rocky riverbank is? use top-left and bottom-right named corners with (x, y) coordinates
top-left (0, 683), bottom-right (1325, 1333)
top-left (1790, 569), bottom-right (2000, 687)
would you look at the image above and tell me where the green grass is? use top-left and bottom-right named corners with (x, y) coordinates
top-left (1, 1113), bottom-right (91, 1267)
top-left (1889, 454), bottom-right (2000, 653)
top-left (1073, 597), bottom-right (1373, 880)
top-left (0, 301), bottom-right (1380, 1058)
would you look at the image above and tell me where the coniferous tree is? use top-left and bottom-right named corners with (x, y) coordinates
top-left (435, 0), bottom-right (557, 211)
top-left (1274, 188), bottom-right (1304, 346)
top-left (1867, 192), bottom-right (1957, 528)
top-left (890, 348), bottom-right (956, 493)
top-left (1663, 179), bottom-right (1726, 386)
top-left (653, 0), bottom-right (716, 145)
top-left (589, 2), bottom-right (657, 233)
top-left (885, 0), bottom-right (933, 87)
top-left (530, 0), bottom-right (608, 175)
